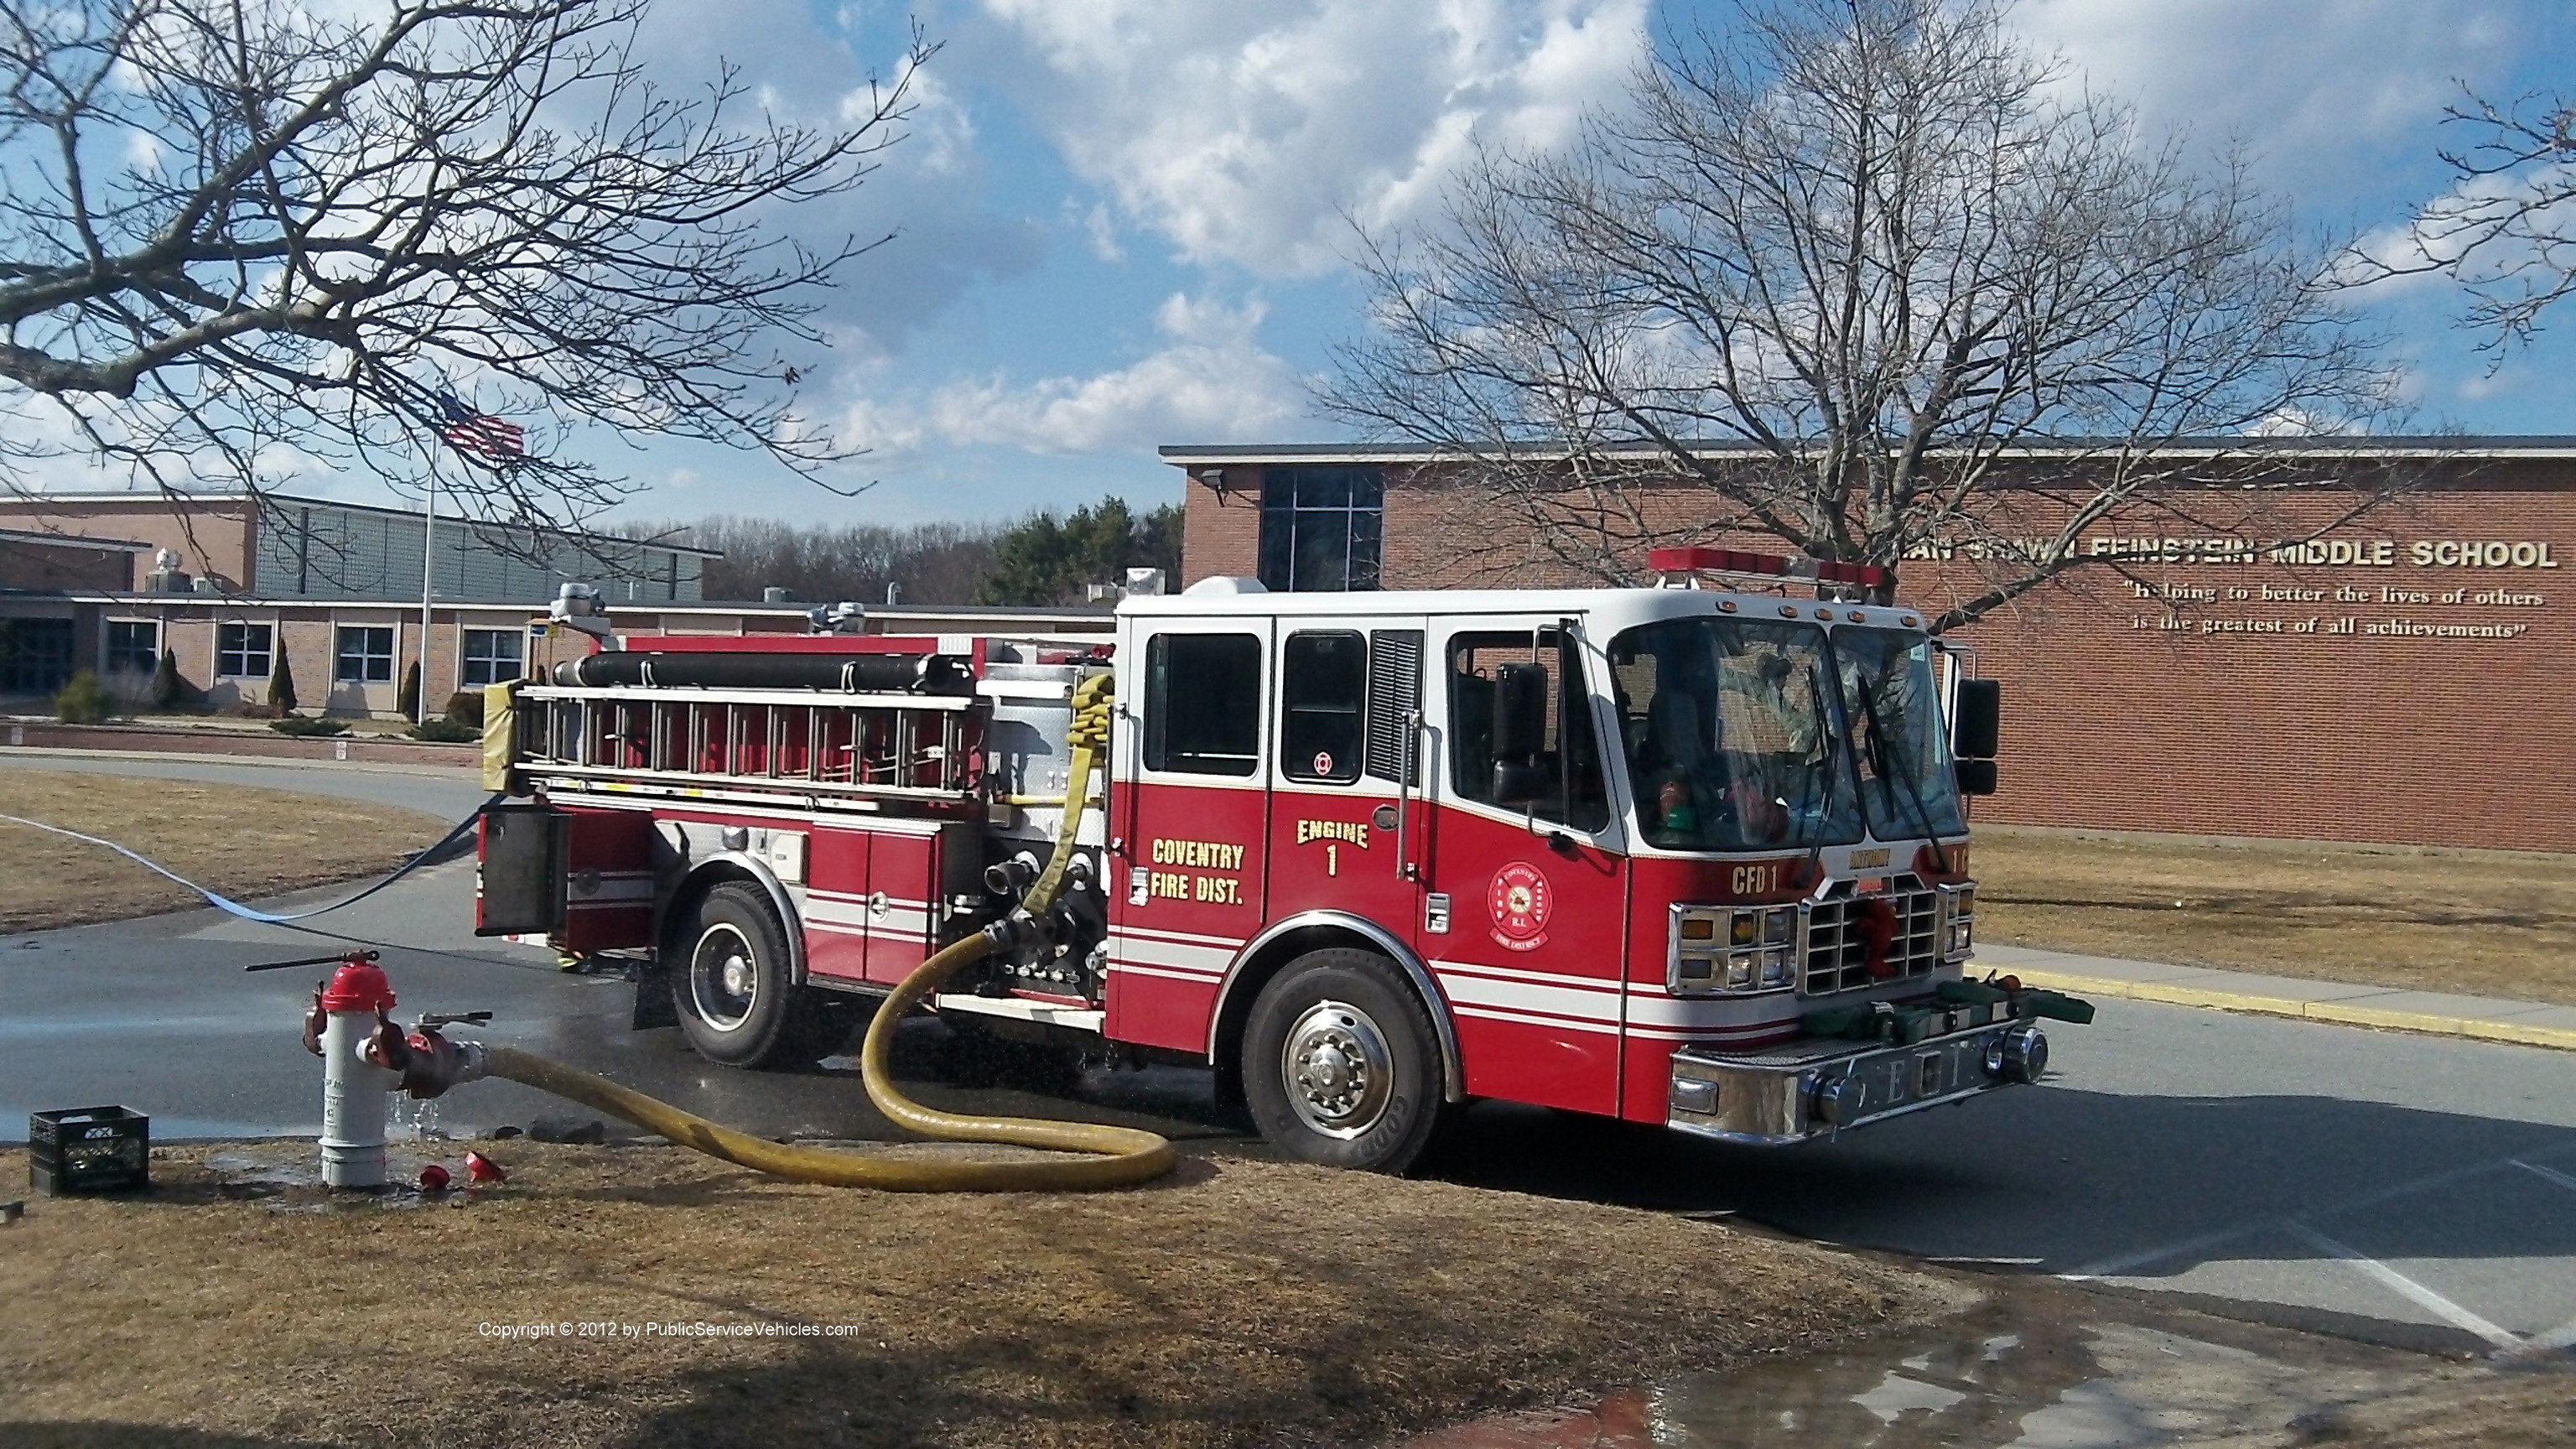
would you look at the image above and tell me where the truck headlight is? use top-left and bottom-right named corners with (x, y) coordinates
top-left (1939, 884), bottom-right (1975, 959)
top-left (1673, 905), bottom-right (1799, 995)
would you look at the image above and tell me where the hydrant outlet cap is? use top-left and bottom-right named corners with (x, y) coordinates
top-left (319, 962), bottom-right (396, 1013)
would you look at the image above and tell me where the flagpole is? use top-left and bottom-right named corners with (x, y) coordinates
top-left (419, 470), bottom-right (436, 726)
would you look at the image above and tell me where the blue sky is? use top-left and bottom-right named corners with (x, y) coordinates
top-left (210, 1), bottom-right (2576, 525)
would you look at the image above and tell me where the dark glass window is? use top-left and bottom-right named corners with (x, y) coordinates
top-left (1280, 631), bottom-right (1365, 783)
top-left (0, 618), bottom-right (75, 694)
top-left (460, 628), bottom-right (524, 687)
top-left (1257, 466), bottom-right (1383, 591)
top-left (105, 621), bottom-right (159, 674)
top-left (216, 623), bottom-right (272, 678)
top-left (1145, 632), bottom-right (1262, 776)
top-left (335, 626), bottom-right (394, 683)
top-left (1446, 628), bottom-right (1610, 832)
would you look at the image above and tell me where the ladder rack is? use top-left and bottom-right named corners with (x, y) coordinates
top-left (514, 683), bottom-right (983, 812)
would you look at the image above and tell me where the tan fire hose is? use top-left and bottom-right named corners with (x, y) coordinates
top-left (482, 672), bottom-right (1176, 1190)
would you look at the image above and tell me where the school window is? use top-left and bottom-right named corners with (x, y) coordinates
top-left (105, 620), bottom-right (159, 673)
top-left (216, 623), bottom-right (272, 678)
top-left (0, 618), bottom-right (75, 694)
top-left (1280, 631), bottom-right (1365, 783)
top-left (334, 626), bottom-right (394, 683)
top-left (1144, 632), bottom-right (1262, 776)
top-left (1256, 465), bottom-right (1383, 592)
top-left (1446, 628), bottom-right (1612, 832)
top-left (460, 627), bottom-right (524, 686)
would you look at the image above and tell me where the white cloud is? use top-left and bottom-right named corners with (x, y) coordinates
top-left (2012, 0), bottom-right (2527, 193)
top-left (979, 0), bottom-right (1652, 276)
top-left (625, 0), bottom-right (1042, 364)
top-left (838, 291), bottom-right (1309, 456)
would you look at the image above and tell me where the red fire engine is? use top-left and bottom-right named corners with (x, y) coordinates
top-left (474, 549), bottom-right (2080, 1173)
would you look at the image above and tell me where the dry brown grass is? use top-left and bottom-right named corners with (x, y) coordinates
top-left (2316, 1362), bottom-right (2576, 1449)
top-left (0, 770), bottom-right (447, 932)
top-left (1972, 827), bottom-right (2576, 1007)
top-left (0, 1141), bottom-right (1959, 1448)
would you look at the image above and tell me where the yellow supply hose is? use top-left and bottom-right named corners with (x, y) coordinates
top-left (485, 670), bottom-right (1176, 1191)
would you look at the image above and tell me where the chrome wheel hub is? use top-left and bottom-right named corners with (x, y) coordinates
top-left (1281, 999), bottom-right (1393, 1140)
top-left (689, 924), bottom-right (758, 1031)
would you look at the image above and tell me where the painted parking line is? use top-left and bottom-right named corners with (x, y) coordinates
top-left (2063, 1140), bottom-right (2576, 1280)
top-left (2059, 1138), bottom-right (2576, 1352)
top-left (2517, 1158), bottom-right (2576, 1196)
top-left (2278, 1219), bottom-right (2523, 1351)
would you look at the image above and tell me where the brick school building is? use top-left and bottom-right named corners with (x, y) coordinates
top-left (1163, 440), bottom-right (2576, 854)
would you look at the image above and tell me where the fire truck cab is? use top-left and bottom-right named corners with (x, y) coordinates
top-left (477, 552), bottom-right (2080, 1173)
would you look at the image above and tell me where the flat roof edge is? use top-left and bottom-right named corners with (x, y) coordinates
top-left (1161, 437), bottom-right (2576, 465)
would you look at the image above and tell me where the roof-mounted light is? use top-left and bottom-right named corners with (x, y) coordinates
top-left (1649, 547), bottom-right (1892, 600)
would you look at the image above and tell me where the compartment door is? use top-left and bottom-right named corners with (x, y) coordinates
top-left (556, 808), bottom-right (660, 952)
top-left (475, 804), bottom-right (565, 937)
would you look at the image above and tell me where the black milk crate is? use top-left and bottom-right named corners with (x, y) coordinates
top-left (29, 1106), bottom-right (150, 1197)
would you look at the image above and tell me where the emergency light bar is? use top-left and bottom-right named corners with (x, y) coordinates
top-left (1646, 545), bottom-right (1891, 593)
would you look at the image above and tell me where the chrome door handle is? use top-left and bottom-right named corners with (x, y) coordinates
top-left (1396, 709), bottom-right (1420, 880)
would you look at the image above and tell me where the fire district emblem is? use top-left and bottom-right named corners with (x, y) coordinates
top-left (1487, 861), bottom-right (1552, 952)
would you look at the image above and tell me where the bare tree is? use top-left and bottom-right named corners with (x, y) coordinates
top-left (628, 514), bottom-right (1005, 605)
top-left (2364, 88), bottom-right (2576, 351)
top-left (1324, 0), bottom-right (2403, 629)
top-left (1, 0), bottom-right (927, 537)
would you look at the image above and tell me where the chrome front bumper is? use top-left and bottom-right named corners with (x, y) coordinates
top-left (1667, 1019), bottom-right (2046, 1146)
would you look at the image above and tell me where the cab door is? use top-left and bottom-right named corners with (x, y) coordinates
top-left (1420, 615), bottom-right (1630, 1114)
top-left (1104, 615), bottom-right (1274, 1052)
top-left (1263, 617), bottom-right (1429, 955)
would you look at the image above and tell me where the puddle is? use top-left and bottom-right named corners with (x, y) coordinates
top-left (195, 1140), bottom-right (491, 1213)
top-left (1400, 1292), bottom-right (2433, 1449)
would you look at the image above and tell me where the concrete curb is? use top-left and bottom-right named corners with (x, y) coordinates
top-left (2005, 967), bottom-right (2576, 1052)
top-left (0, 744), bottom-right (475, 780)
top-left (3, 720), bottom-right (475, 768)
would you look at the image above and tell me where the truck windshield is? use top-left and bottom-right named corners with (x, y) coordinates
top-left (1607, 617), bottom-right (1862, 851)
top-left (1831, 627), bottom-right (1966, 841)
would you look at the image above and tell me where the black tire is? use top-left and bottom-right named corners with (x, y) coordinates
top-left (1241, 948), bottom-right (1446, 1173)
top-left (670, 881), bottom-right (807, 1067)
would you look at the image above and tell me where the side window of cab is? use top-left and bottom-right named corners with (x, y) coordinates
top-left (1144, 632), bottom-right (1263, 776)
top-left (1280, 631), bottom-right (1365, 783)
top-left (1446, 627), bottom-right (1610, 831)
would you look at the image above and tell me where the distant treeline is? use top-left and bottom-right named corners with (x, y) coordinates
top-left (627, 496), bottom-right (1182, 609)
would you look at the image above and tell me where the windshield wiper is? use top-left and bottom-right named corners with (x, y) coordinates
top-left (1854, 671), bottom-right (1952, 875)
top-left (1800, 658), bottom-right (1841, 885)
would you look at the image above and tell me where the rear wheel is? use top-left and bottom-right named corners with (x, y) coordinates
top-left (670, 881), bottom-right (842, 1068)
top-left (1242, 948), bottom-right (1446, 1173)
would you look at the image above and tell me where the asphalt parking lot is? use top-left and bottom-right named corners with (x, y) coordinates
top-left (5, 750), bottom-right (2571, 1358)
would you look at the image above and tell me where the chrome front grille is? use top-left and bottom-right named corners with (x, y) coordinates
top-left (1802, 889), bottom-right (1941, 995)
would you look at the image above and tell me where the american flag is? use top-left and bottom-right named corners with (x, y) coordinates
top-left (436, 391), bottom-right (525, 459)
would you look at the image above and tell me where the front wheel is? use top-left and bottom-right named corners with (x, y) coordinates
top-left (1242, 948), bottom-right (1446, 1173)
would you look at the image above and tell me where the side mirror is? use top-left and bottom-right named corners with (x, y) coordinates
top-left (1491, 760), bottom-right (1551, 806)
top-left (1952, 678), bottom-right (2000, 760)
top-left (1955, 759), bottom-right (1998, 797)
top-left (1493, 662), bottom-right (1548, 759)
